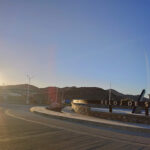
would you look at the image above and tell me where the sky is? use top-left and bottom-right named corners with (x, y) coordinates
top-left (0, 0), bottom-right (150, 95)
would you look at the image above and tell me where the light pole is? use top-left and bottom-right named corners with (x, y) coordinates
top-left (26, 75), bottom-right (33, 105)
top-left (109, 82), bottom-right (112, 112)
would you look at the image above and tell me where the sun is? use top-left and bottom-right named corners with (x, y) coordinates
top-left (0, 74), bottom-right (6, 86)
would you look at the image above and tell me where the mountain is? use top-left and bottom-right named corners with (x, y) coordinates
top-left (0, 84), bottom-right (39, 90)
top-left (43, 87), bottom-right (148, 102)
top-left (109, 89), bottom-right (149, 102)
top-left (60, 87), bottom-right (121, 101)
top-left (0, 84), bottom-right (39, 94)
top-left (107, 89), bottom-right (124, 97)
top-left (0, 84), bottom-right (149, 104)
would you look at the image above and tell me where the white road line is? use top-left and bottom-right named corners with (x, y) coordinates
top-left (4, 109), bottom-right (150, 146)
top-left (0, 131), bottom-right (58, 142)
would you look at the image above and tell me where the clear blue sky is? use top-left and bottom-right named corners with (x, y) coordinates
top-left (0, 0), bottom-right (150, 95)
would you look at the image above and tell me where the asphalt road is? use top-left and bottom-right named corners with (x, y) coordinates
top-left (0, 103), bottom-right (150, 150)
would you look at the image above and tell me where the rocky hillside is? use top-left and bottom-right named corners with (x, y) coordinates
top-left (60, 87), bottom-right (121, 101)
top-left (0, 84), bottom-right (39, 95)
top-left (109, 89), bottom-right (149, 102)
top-left (0, 84), bottom-right (148, 104)
top-left (43, 87), bottom-right (148, 102)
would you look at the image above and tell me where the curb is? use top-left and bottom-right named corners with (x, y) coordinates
top-left (31, 108), bottom-right (150, 133)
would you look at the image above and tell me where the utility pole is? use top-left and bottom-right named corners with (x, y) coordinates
top-left (26, 75), bottom-right (33, 105)
top-left (56, 87), bottom-right (58, 103)
top-left (109, 82), bottom-right (112, 112)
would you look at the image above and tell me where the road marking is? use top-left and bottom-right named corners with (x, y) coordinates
top-left (5, 109), bottom-right (150, 147)
top-left (0, 131), bottom-right (58, 142)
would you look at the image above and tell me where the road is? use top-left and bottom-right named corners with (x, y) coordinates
top-left (0, 103), bottom-right (150, 150)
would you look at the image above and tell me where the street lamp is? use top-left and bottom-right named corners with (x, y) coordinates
top-left (109, 82), bottom-right (112, 113)
top-left (26, 75), bottom-right (33, 104)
